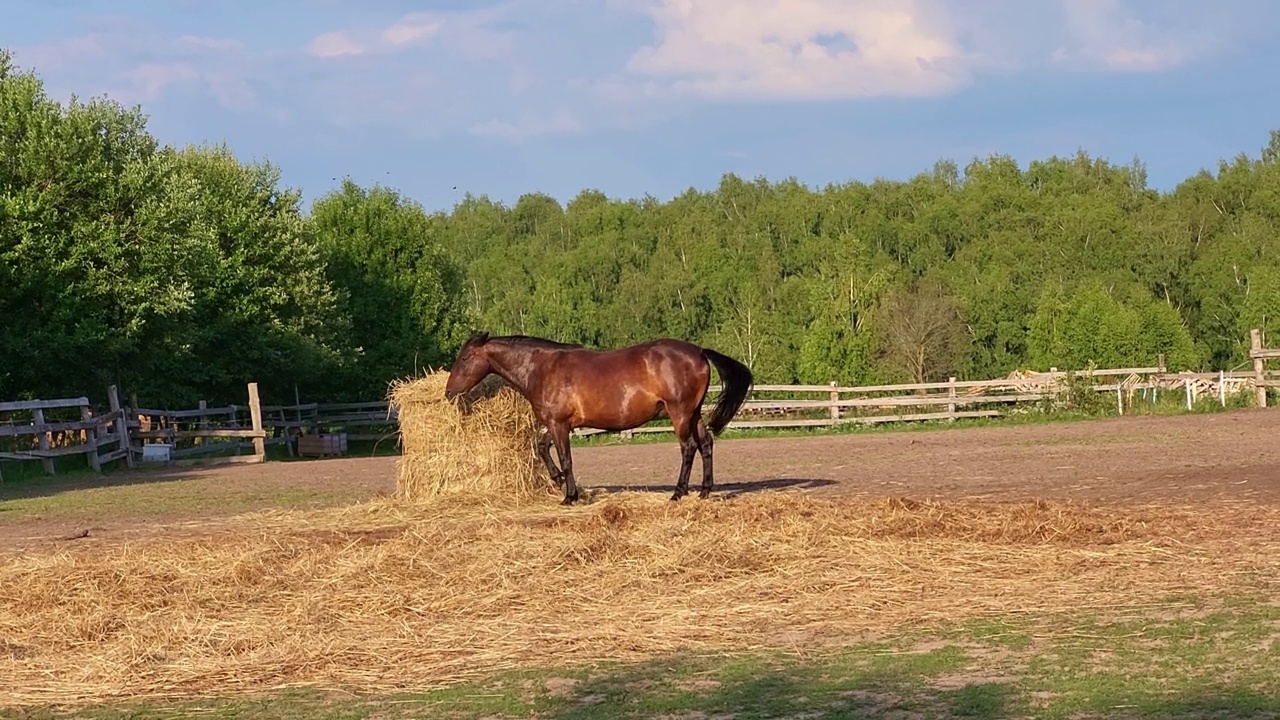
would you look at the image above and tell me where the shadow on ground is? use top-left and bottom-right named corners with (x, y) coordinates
top-left (591, 476), bottom-right (837, 498)
top-left (29, 651), bottom-right (1276, 720)
top-left (534, 654), bottom-right (1280, 720)
top-left (0, 441), bottom-right (397, 505)
top-left (0, 465), bottom-right (223, 504)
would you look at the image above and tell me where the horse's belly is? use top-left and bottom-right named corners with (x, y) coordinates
top-left (575, 388), bottom-right (662, 431)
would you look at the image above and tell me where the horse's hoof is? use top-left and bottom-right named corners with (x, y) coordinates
top-left (669, 492), bottom-right (684, 502)
top-left (698, 490), bottom-right (711, 499)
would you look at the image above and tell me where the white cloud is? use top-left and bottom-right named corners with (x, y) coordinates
top-left (12, 26), bottom-right (261, 111)
top-left (469, 111), bottom-right (584, 142)
top-left (381, 14), bottom-right (443, 47)
top-left (284, 5), bottom-right (549, 136)
top-left (620, 0), bottom-right (972, 101)
top-left (607, 0), bottom-right (1247, 104)
top-left (306, 9), bottom-right (507, 59)
top-left (204, 70), bottom-right (256, 109)
top-left (12, 34), bottom-right (111, 75)
top-left (127, 62), bottom-right (200, 100)
top-left (1051, 0), bottom-right (1198, 72)
top-left (177, 36), bottom-right (244, 53)
top-left (307, 31), bottom-right (364, 58)
top-left (11, 0), bottom-right (1259, 148)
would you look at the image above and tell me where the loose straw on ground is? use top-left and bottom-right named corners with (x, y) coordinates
top-left (0, 492), bottom-right (1277, 707)
top-left (2, 368), bottom-right (1277, 707)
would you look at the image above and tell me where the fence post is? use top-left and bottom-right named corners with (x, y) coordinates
top-left (32, 408), bottom-right (55, 475)
top-left (247, 382), bottom-right (265, 461)
top-left (279, 409), bottom-right (296, 457)
top-left (947, 377), bottom-right (957, 420)
top-left (829, 381), bottom-right (840, 422)
top-left (80, 403), bottom-right (102, 473)
top-left (227, 405), bottom-right (241, 454)
top-left (108, 385), bottom-right (134, 468)
top-left (1252, 328), bottom-right (1267, 408)
top-left (1156, 353), bottom-right (1165, 404)
top-left (1220, 370), bottom-right (1226, 407)
top-left (1116, 386), bottom-right (1123, 415)
top-left (1184, 376), bottom-right (1192, 411)
top-left (196, 400), bottom-right (208, 448)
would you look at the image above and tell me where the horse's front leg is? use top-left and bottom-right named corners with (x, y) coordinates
top-left (548, 423), bottom-right (579, 505)
top-left (535, 427), bottom-right (564, 487)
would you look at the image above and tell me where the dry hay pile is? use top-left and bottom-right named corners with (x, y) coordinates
top-left (388, 370), bottom-right (557, 505)
top-left (1, 491), bottom-right (1279, 707)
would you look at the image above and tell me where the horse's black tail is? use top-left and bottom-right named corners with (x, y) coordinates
top-left (702, 348), bottom-right (754, 436)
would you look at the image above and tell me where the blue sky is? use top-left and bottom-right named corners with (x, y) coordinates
top-left (6, 0), bottom-right (1280, 213)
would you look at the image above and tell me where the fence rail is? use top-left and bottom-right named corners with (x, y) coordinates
top-left (574, 363), bottom-right (1279, 437)
top-left (7, 329), bottom-right (1280, 477)
top-left (0, 391), bottom-right (131, 480)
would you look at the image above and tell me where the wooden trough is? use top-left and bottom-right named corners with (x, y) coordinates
top-left (296, 432), bottom-right (348, 458)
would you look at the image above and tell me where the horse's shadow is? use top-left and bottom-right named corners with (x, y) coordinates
top-left (591, 477), bottom-right (836, 499)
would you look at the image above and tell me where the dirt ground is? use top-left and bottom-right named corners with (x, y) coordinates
top-left (582, 409), bottom-right (1280, 505)
top-left (3, 409), bottom-right (1279, 550)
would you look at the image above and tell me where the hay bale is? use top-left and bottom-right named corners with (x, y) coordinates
top-left (388, 371), bottom-right (557, 504)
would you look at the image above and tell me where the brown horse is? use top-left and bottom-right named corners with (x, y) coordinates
top-left (443, 332), bottom-right (754, 505)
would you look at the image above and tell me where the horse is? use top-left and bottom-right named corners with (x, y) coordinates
top-left (443, 332), bottom-right (754, 505)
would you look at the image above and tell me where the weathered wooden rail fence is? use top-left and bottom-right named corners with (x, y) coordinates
top-left (577, 363), bottom-right (1280, 438)
top-left (5, 329), bottom-right (1280, 477)
top-left (0, 382), bottom-right (400, 478)
top-left (261, 400), bottom-right (398, 444)
top-left (0, 390), bottom-right (131, 481)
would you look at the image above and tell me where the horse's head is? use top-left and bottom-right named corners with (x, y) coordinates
top-left (444, 331), bottom-right (492, 400)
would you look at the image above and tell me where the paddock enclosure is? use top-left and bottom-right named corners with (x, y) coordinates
top-left (1, 409), bottom-right (1279, 709)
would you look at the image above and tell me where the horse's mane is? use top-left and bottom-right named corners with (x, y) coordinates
top-left (465, 331), bottom-right (583, 351)
top-left (493, 334), bottom-right (585, 350)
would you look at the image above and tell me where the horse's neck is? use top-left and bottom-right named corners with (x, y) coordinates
top-left (485, 343), bottom-right (544, 394)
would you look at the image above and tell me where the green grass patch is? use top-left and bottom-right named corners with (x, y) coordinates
top-left (0, 470), bottom-right (364, 528)
top-left (10, 599), bottom-right (1280, 719)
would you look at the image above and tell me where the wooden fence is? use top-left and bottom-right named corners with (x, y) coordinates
top-left (1250, 328), bottom-right (1280, 408)
top-left (129, 382), bottom-right (267, 466)
top-left (6, 329), bottom-right (1280, 477)
top-left (0, 390), bottom-right (131, 481)
top-left (0, 382), bottom-right (402, 478)
top-left (260, 400), bottom-right (398, 444)
top-left (575, 362), bottom-right (1279, 438)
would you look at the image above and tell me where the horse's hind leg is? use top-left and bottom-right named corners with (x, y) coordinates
top-left (694, 416), bottom-right (714, 499)
top-left (535, 427), bottom-right (564, 487)
top-left (670, 414), bottom-right (698, 502)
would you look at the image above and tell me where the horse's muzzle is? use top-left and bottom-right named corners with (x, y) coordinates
top-left (444, 389), bottom-right (459, 401)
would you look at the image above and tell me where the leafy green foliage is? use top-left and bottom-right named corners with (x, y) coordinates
top-left (5, 46), bottom-right (1280, 404)
top-left (442, 146), bottom-right (1275, 384)
top-left (1, 51), bottom-right (347, 405)
top-left (308, 180), bottom-right (470, 401)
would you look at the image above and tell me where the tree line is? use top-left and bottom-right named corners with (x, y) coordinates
top-left (4, 49), bottom-right (1280, 407)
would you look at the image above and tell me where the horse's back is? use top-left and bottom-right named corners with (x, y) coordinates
top-left (556, 338), bottom-right (709, 389)
top-left (603, 338), bottom-right (706, 369)
top-left (536, 338), bottom-right (713, 428)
